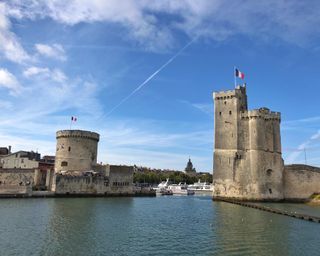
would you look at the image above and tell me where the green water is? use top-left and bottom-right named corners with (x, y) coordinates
top-left (0, 196), bottom-right (319, 256)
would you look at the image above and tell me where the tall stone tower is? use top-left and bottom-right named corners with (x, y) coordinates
top-left (213, 85), bottom-right (284, 201)
top-left (54, 130), bottom-right (100, 173)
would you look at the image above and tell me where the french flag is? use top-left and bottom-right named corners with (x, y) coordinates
top-left (235, 68), bottom-right (245, 79)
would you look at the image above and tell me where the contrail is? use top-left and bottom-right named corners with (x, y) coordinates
top-left (103, 38), bottom-right (197, 118)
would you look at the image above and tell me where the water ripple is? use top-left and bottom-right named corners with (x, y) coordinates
top-left (0, 197), bottom-right (319, 255)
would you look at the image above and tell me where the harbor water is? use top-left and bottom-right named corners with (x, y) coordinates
top-left (0, 196), bottom-right (319, 256)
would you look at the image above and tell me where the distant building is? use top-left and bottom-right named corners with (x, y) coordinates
top-left (0, 150), bottom-right (40, 169)
top-left (0, 148), bottom-right (54, 194)
top-left (185, 158), bottom-right (196, 175)
top-left (0, 146), bottom-right (11, 156)
top-left (41, 155), bottom-right (55, 164)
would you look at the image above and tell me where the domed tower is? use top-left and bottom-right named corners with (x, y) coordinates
top-left (185, 158), bottom-right (196, 175)
top-left (54, 130), bottom-right (100, 173)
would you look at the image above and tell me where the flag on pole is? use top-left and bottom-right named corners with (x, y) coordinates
top-left (71, 116), bottom-right (77, 122)
top-left (235, 68), bottom-right (245, 79)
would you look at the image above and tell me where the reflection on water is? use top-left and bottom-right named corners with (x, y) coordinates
top-left (42, 198), bottom-right (134, 256)
top-left (0, 197), bottom-right (319, 256)
top-left (213, 202), bottom-right (320, 256)
top-left (213, 202), bottom-right (289, 255)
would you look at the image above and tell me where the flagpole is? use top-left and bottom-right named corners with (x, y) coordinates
top-left (70, 117), bottom-right (72, 130)
top-left (234, 66), bottom-right (236, 88)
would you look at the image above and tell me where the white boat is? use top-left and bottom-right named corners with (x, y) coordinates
top-left (188, 179), bottom-right (214, 193)
top-left (158, 187), bottom-right (173, 195)
top-left (155, 178), bottom-right (170, 194)
top-left (168, 183), bottom-right (195, 195)
top-left (154, 178), bottom-right (169, 191)
top-left (157, 178), bottom-right (170, 189)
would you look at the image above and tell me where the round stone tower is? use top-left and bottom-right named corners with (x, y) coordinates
top-left (54, 130), bottom-right (100, 173)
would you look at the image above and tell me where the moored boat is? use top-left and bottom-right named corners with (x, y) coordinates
top-left (188, 179), bottom-right (213, 193)
top-left (154, 178), bottom-right (170, 194)
top-left (168, 183), bottom-right (195, 195)
top-left (159, 188), bottom-right (173, 195)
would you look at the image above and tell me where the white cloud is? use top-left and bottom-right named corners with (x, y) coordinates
top-left (51, 69), bottom-right (67, 82)
top-left (23, 66), bottom-right (50, 77)
top-left (35, 43), bottom-right (66, 61)
top-left (0, 72), bottom-right (101, 128)
top-left (0, 133), bottom-right (55, 156)
top-left (0, 2), bottom-right (30, 63)
top-left (191, 103), bottom-right (213, 116)
top-left (91, 118), bottom-right (213, 170)
top-left (0, 68), bottom-right (22, 95)
top-left (285, 129), bottom-right (320, 164)
top-left (23, 66), bottom-right (67, 83)
top-left (104, 147), bottom-right (211, 171)
top-left (179, 100), bottom-right (213, 116)
top-left (5, 0), bottom-right (320, 52)
top-left (103, 126), bottom-right (211, 150)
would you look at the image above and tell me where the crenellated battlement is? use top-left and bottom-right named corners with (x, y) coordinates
top-left (213, 83), bottom-right (284, 201)
top-left (213, 85), bottom-right (246, 100)
top-left (240, 108), bottom-right (281, 121)
top-left (56, 130), bottom-right (100, 142)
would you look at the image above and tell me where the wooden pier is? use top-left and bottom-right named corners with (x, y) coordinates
top-left (216, 198), bottom-right (320, 224)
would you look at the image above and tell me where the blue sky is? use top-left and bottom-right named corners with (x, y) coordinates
top-left (1, 0), bottom-right (320, 172)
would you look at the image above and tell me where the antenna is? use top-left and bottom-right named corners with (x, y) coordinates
top-left (304, 147), bottom-right (307, 165)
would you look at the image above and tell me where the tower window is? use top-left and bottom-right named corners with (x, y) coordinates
top-left (229, 111), bottom-right (232, 115)
top-left (61, 161), bottom-right (68, 167)
top-left (269, 188), bottom-right (272, 194)
top-left (219, 112), bottom-right (222, 116)
top-left (224, 101), bottom-right (227, 105)
top-left (68, 147), bottom-right (71, 152)
top-left (266, 169), bottom-right (273, 176)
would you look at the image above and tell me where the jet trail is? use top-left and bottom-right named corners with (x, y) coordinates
top-left (103, 38), bottom-right (197, 118)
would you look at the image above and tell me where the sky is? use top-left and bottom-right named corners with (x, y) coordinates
top-left (1, 0), bottom-right (320, 172)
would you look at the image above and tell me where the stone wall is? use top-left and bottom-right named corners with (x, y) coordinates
top-left (55, 130), bottom-right (99, 173)
top-left (53, 165), bottom-right (134, 195)
top-left (54, 175), bottom-right (109, 195)
top-left (107, 165), bottom-right (134, 195)
top-left (284, 165), bottom-right (320, 200)
top-left (0, 169), bottom-right (35, 196)
top-left (0, 169), bottom-right (35, 185)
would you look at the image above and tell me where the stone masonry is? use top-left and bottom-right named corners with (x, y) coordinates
top-left (55, 130), bottom-right (99, 173)
top-left (212, 85), bottom-right (284, 200)
top-left (52, 129), bottom-right (133, 195)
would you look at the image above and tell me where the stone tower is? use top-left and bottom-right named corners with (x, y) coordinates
top-left (54, 130), bottom-right (100, 173)
top-left (213, 85), bottom-right (284, 201)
